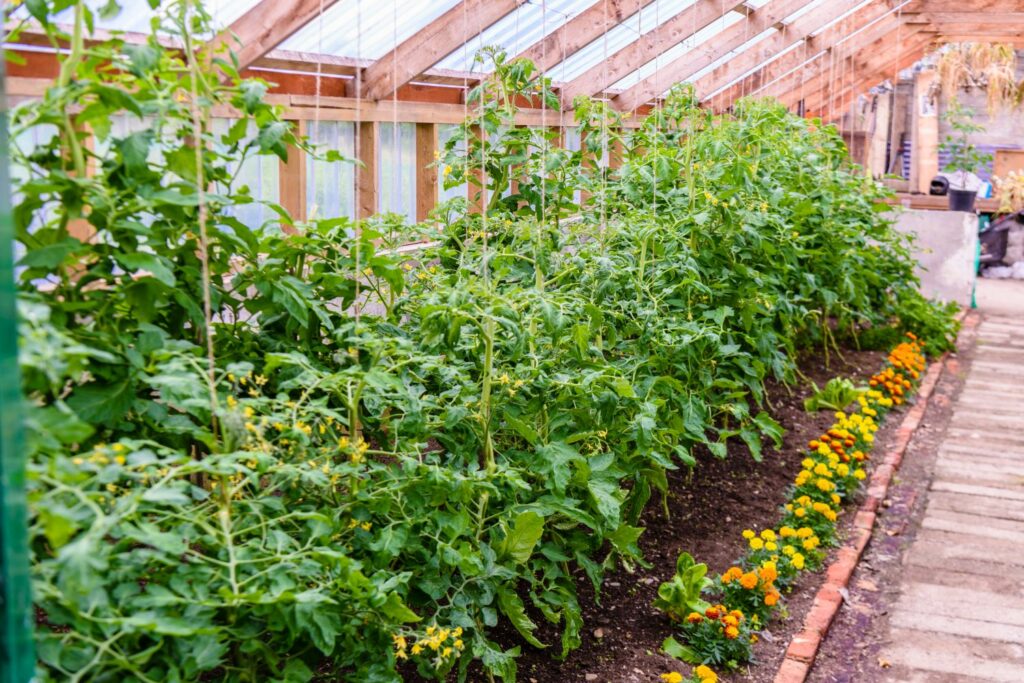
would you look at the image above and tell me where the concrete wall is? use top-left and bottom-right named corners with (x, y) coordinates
top-left (891, 209), bottom-right (978, 307)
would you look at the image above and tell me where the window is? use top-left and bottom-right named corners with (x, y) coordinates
top-left (378, 122), bottom-right (416, 221)
top-left (212, 119), bottom-right (281, 231)
top-left (306, 121), bottom-right (356, 220)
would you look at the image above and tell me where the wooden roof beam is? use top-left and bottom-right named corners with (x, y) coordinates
top-left (789, 28), bottom-right (937, 113)
top-left (807, 36), bottom-right (936, 119)
top-left (515, 0), bottom-right (658, 73)
top-left (695, 0), bottom-right (883, 108)
top-left (208, 0), bottom-right (342, 71)
top-left (361, 0), bottom-right (527, 102)
top-left (611, 0), bottom-right (817, 112)
top-left (558, 0), bottom-right (748, 108)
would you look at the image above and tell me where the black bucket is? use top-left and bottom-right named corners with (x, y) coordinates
top-left (948, 188), bottom-right (977, 212)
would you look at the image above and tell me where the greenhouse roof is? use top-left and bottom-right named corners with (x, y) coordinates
top-left (8, 0), bottom-right (1024, 120)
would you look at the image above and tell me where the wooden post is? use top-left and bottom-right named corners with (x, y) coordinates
top-left (279, 119), bottom-right (307, 230)
top-left (415, 123), bottom-right (437, 222)
top-left (356, 121), bottom-right (378, 219)
top-left (910, 69), bottom-right (939, 195)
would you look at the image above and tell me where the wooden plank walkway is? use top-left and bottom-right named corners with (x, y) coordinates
top-left (881, 314), bottom-right (1024, 683)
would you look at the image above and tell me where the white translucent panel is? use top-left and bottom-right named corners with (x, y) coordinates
top-left (378, 123), bottom-right (416, 222)
top-left (306, 121), bottom-right (356, 221)
top-left (12, 0), bottom-right (262, 35)
top-left (563, 126), bottom-right (583, 204)
top-left (435, 0), bottom-right (594, 72)
top-left (437, 124), bottom-right (468, 204)
top-left (212, 119), bottom-right (280, 231)
top-left (609, 10), bottom-right (745, 91)
top-left (686, 26), bottom-right (779, 87)
top-left (281, 0), bottom-right (461, 60)
top-left (547, 0), bottom-right (697, 84)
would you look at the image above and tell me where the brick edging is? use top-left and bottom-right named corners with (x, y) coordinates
top-left (773, 343), bottom-right (957, 683)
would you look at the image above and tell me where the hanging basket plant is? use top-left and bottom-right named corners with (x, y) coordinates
top-left (937, 42), bottom-right (1021, 113)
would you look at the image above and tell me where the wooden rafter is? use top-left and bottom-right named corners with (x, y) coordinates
top-left (558, 0), bottom-right (747, 108)
top-left (208, 0), bottom-right (342, 71)
top-left (360, 0), bottom-right (527, 102)
top-left (612, 0), bottom-right (816, 112)
top-left (516, 0), bottom-right (657, 73)
top-left (697, 0), bottom-right (885, 108)
top-left (808, 35), bottom-right (936, 119)
top-left (782, 25), bottom-right (937, 113)
top-left (769, 15), bottom-right (924, 105)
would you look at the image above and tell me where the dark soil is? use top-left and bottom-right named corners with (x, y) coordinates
top-left (496, 348), bottom-right (899, 683)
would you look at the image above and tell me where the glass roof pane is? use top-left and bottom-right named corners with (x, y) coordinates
top-left (609, 9), bottom-right (745, 91)
top-left (12, 0), bottom-right (262, 35)
top-left (280, 0), bottom-right (462, 60)
top-left (548, 0), bottom-right (697, 84)
top-left (434, 0), bottom-right (593, 73)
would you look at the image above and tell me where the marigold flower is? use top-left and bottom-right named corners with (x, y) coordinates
top-left (722, 615), bottom-right (739, 628)
top-left (742, 529), bottom-right (755, 539)
top-left (765, 590), bottom-right (781, 606)
top-left (686, 611), bottom-right (704, 623)
top-left (704, 607), bottom-right (720, 620)
top-left (660, 674), bottom-right (683, 683)
top-left (739, 572), bottom-right (759, 590)
top-left (724, 625), bottom-right (740, 639)
top-left (694, 665), bottom-right (717, 683)
top-left (749, 537), bottom-right (764, 550)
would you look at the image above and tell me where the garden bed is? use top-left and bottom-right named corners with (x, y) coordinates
top-left (491, 348), bottom-right (902, 683)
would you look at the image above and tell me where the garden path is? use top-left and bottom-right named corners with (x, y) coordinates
top-left (878, 311), bottom-right (1024, 682)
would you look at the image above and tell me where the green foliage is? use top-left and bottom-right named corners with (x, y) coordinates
top-left (940, 99), bottom-right (992, 188)
top-left (654, 553), bottom-right (713, 622)
top-left (13, 3), bottom-right (959, 678)
top-left (803, 378), bottom-right (866, 413)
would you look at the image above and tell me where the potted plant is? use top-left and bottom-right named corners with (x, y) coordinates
top-left (940, 99), bottom-right (992, 212)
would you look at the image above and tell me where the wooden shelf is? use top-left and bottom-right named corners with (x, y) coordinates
top-left (884, 193), bottom-right (1002, 213)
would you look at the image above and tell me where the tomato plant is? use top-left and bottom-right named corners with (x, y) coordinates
top-left (11, 3), bottom-right (956, 681)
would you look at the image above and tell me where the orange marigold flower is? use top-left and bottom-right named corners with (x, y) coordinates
top-left (704, 607), bottom-right (720, 620)
top-left (739, 572), bottom-right (759, 590)
top-left (724, 625), bottom-right (740, 639)
top-left (686, 612), bottom-right (703, 624)
top-left (765, 590), bottom-right (781, 606)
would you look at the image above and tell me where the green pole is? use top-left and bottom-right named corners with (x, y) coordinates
top-left (0, 14), bottom-right (36, 682)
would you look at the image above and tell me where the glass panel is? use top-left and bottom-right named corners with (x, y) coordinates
top-left (435, 0), bottom-right (593, 72)
top-left (306, 121), bottom-right (356, 220)
top-left (281, 0), bottom-right (462, 60)
top-left (437, 124), bottom-right (468, 204)
top-left (11, 0), bottom-right (263, 36)
top-left (378, 123), bottom-right (416, 222)
top-left (212, 119), bottom-right (281, 231)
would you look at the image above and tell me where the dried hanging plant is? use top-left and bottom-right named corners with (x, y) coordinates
top-left (937, 43), bottom-right (1021, 114)
top-left (994, 171), bottom-right (1024, 214)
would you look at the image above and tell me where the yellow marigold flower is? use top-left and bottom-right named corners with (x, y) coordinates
top-left (695, 666), bottom-right (717, 683)
top-left (782, 545), bottom-right (796, 556)
top-left (760, 529), bottom-right (777, 542)
top-left (749, 537), bottom-right (764, 550)
top-left (779, 526), bottom-right (796, 538)
top-left (742, 529), bottom-right (755, 539)
top-left (801, 458), bottom-right (814, 469)
top-left (792, 553), bottom-right (806, 570)
top-left (794, 508), bottom-right (806, 518)
top-left (854, 469), bottom-right (866, 480)
top-left (660, 673), bottom-right (683, 683)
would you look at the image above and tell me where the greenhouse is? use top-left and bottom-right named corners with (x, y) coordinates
top-left (2, 0), bottom-right (1023, 681)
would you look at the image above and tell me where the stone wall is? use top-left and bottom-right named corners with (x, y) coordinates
top-left (890, 209), bottom-right (979, 306)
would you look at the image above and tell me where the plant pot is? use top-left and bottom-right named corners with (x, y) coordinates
top-left (948, 188), bottom-right (977, 212)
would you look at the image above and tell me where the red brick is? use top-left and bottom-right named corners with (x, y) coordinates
top-left (853, 510), bottom-right (876, 531)
top-left (786, 630), bottom-right (822, 663)
top-left (826, 549), bottom-right (859, 587)
top-left (774, 657), bottom-right (811, 683)
top-left (851, 527), bottom-right (872, 555)
top-left (804, 600), bottom-right (839, 635)
top-left (863, 494), bottom-right (881, 512)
